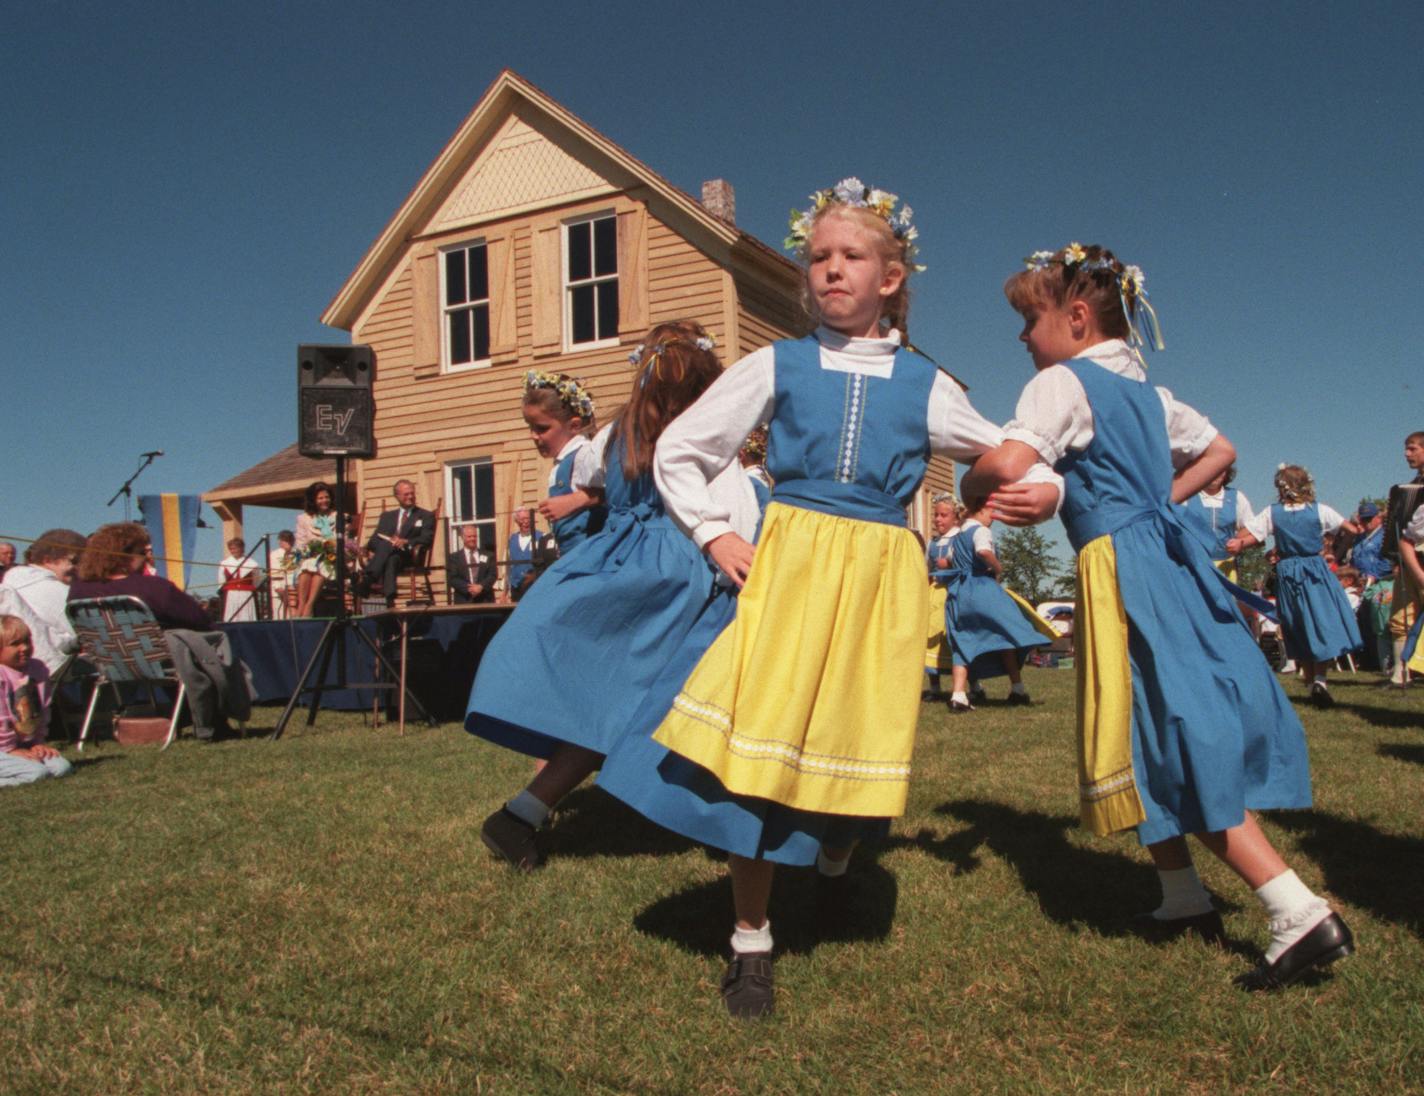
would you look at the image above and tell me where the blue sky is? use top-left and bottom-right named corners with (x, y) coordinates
top-left (3, 1), bottom-right (1420, 590)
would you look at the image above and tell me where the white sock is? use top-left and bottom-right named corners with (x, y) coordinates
top-left (1315, 670), bottom-right (1329, 685)
top-left (731, 919), bottom-right (773, 954)
top-left (1255, 870), bottom-right (1331, 963)
top-left (1010, 681), bottom-right (1028, 697)
top-left (505, 789), bottom-right (550, 828)
top-left (1391, 638), bottom-right (1407, 684)
top-left (816, 847), bottom-right (850, 877)
top-left (1152, 866), bottom-right (1214, 920)
top-left (950, 691), bottom-right (969, 705)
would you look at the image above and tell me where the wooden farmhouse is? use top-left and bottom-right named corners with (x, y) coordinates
top-left (206, 70), bottom-right (954, 601)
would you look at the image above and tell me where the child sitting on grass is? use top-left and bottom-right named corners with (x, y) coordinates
top-left (0, 615), bottom-right (71, 786)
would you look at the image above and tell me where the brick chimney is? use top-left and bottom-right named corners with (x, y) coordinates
top-left (700, 179), bottom-right (736, 225)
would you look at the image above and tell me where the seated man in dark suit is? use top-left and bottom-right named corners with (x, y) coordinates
top-left (360, 479), bottom-right (435, 606)
top-left (448, 525), bottom-right (497, 604)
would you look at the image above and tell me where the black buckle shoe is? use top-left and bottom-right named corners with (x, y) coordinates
top-left (1005, 691), bottom-right (1032, 706)
top-left (480, 807), bottom-right (543, 870)
top-left (1308, 684), bottom-right (1335, 708)
top-left (1236, 911), bottom-right (1354, 991)
top-left (721, 951), bottom-right (775, 1019)
top-left (1132, 908), bottom-right (1226, 945)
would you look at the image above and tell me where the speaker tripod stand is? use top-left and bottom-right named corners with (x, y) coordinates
top-left (271, 456), bottom-right (437, 739)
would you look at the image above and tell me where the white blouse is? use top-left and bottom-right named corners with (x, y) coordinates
top-left (1244, 502), bottom-right (1346, 543)
top-left (655, 327), bottom-right (1063, 549)
top-left (1004, 339), bottom-right (1218, 469)
top-left (1196, 487), bottom-right (1254, 529)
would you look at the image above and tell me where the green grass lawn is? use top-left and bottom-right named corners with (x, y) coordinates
top-left (3, 670), bottom-right (1422, 1094)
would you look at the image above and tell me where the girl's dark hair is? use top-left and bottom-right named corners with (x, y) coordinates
top-left (304, 481), bottom-right (333, 515)
top-left (77, 522), bottom-right (149, 582)
top-left (614, 321), bottom-right (724, 479)
top-left (1003, 244), bottom-right (1133, 340)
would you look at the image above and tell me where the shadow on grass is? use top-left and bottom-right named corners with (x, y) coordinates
top-left (1378, 742), bottom-right (1424, 766)
top-left (633, 856), bottom-right (899, 957)
top-left (544, 786), bottom-right (698, 860)
top-left (1337, 701), bottom-right (1422, 729)
top-left (919, 799), bottom-right (1243, 945)
top-left (0, 949), bottom-right (620, 1091)
top-left (1268, 808), bottom-right (1424, 937)
top-left (66, 755), bottom-right (124, 770)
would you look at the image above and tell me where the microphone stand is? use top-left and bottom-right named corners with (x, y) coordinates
top-left (107, 452), bottom-right (162, 521)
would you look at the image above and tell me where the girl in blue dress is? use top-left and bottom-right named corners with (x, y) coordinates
top-left (1228, 465), bottom-right (1363, 706)
top-left (965, 242), bottom-right (1353, 991)
top-left (922, 493), bottom-right (959, 697)
top-left (941, 498), bottom-right (1053, 712)
top-left (1180, 464), bottom-right (1253, 579)
top-left (522, 371), bottom-right (606, 555)
top-left (604, 181), bottom-right (1062, 1018)
top-left (466, 323), bottom-right (759, 870)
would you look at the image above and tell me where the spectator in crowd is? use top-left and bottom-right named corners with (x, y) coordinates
top-left (0, 529), bottom-right (86, 674)
top-left (1348, 502), bottom-right (1393, 672)
top-left (0, 542), bottom-right (15, 581)
top-left (0, 615), bottom-right (71, 786)
top-left (1385, 432), bottom-right (1424, 687)
top-left (218, 538), bottom-right (261, 623)
top-left (267, 530), bottom-right (296, 620)
top-left (69, 523), bottom-right (253, 742)
top-left (449, 525), bottom-right (497, 604)
top-left (294, 481), bottom-right (337, 618)
top-left (359, 479), bottom-right (435, 607)
top-left (506, 508), bottom-right (536, 602)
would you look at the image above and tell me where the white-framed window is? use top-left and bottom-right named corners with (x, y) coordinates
top-left (445, 457), bottom-right (496, 553)
top-left (563, 213), bottom-right (618, 348)
top-left (442, 241), bottom-right (491, 370)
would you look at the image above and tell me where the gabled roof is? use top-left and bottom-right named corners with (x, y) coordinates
top-left (204, 444), bottom-right (336, 503)
top-left (322, 69), bottom-right (799, 331)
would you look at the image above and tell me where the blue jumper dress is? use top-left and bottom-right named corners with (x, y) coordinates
top-left (1055, 360), bottom-right (1311, 845)
top-left (464, 439), bottom-right (733, 759)
top-left (1270, 503), bottom-right (1363, 663)
top-left (943, 522), bottom-right (1052, 676)
top-left (600, 335), bottom-right (938, 865)
top-left (548, 445), bottom-right (607, 553)
top-left (1181, 486), bottom-right (1239, 562)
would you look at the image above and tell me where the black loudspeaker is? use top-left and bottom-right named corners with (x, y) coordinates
top-left (298, 344), bottom-right (375, 458)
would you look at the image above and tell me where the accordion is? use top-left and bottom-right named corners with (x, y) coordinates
top-left (1383, 483), bottom-right (1424, 562)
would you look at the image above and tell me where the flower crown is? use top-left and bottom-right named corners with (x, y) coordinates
top-left (627, 333), bottom-right (717, 389)
top-left (739, 424), bottom-right (768, 462)
top-left (524, 370), bottom-right (595, 420)
top-left (1023, 243), bottom-right (1164, 352)
top-left (1274, 463), bottom-right (1314, 501)
top-left (785, 177), bottom-right (924, 272)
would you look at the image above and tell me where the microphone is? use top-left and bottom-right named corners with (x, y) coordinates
top-left (141, 450), bottom-right (164, 458)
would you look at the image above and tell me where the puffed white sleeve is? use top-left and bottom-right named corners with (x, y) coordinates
top-left (1235, 490), bottom-right (1254, 529)
top-left (654, 347), bottom-right (775, 549)
top-left (1317, 504), bottom-right (1345, 534)
top-left (1244, 506), bottom-right (1274, 542)
top-left (929, 373), bottom-right (1064, 508)
top-left (1003, 366), bottom-right (1087, 467)
top-left (574, 425), bottom-right (613, 490)
top-left (1154, 388), bottom-right (1219, 469)
top-left (1404, 506), bottom-right (1424, 543)
top-left (972, 524), bottom-right (995, 552)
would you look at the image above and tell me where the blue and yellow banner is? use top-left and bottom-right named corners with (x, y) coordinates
top-left (137, 494), bottom-right (201, 591)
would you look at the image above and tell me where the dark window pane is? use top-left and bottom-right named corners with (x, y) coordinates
top-left (478, 523), bottom-right (495, 552)
top-left (445, 249), bottom-right (466, 306)
top-left (567, 221), bottom-right (591, 281)
top-left (596, 281), bottom-right (619, 340)
top-left (449, 310), bottom-right (471, 364)
top-left (452, 467), bottom-right (473, 521)
top-left (594, 216), bottom-right (617, 276)
top-left (570, 283), bottom-right (595, 344)
top-left (474, 463), bottom-right (495, 519)
top-left (469, 244), bottom-right (488, 301)
top-left (472, 304), bottom-right (490, 361)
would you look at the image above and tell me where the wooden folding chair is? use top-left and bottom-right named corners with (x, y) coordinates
top-left (403, 498), bottom-right (444, 606)
top-left (65, 596), bottom-right (190, 751)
